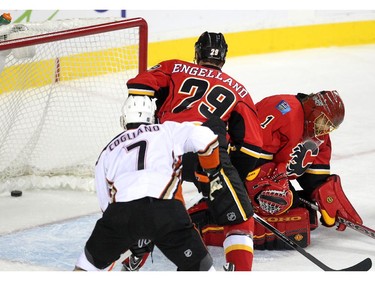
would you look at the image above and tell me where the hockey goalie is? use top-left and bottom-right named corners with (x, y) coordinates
top-left (189, 90), bottom-right (363, 250)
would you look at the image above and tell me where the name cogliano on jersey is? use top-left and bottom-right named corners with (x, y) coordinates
top-left (109, 125), bottom-right (160, 151)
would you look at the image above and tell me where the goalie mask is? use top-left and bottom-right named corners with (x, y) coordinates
top-left (302, 90), bottom-right (345, 138)
top-left (194, 31), bottom-right (228, 64)
top-left (120, 95), bottom-right (155, 129)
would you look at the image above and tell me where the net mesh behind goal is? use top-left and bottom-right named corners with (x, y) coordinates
top-left (0, 17), bottom-right (148, 193)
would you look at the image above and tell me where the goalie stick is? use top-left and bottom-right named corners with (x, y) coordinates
top-left (299, 197), bottom-right (375, 240)
top-left (253, 213), bottom-right (372, 271)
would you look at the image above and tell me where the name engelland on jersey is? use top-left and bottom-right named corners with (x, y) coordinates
top-left (170, 62), bottom-right (249, 97)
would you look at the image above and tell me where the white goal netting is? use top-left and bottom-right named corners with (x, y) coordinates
top-left (0, 17), bottom-right (148, 194)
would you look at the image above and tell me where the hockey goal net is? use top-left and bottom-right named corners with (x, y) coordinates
top-left (0, 17), bottom-right (148, 194)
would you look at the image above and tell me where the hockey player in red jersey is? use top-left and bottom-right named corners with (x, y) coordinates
top-left (125, 32), bottom-right (263, 271)
top-left (248, 91), bottom-right (362, 232)
top-left (191, 90), bottom-right (363, 251)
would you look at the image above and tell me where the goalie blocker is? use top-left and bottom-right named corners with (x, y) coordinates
top-left (312, 174), bottom-right (363, 231)
top-left (189, 200), bottom-right (318, 250)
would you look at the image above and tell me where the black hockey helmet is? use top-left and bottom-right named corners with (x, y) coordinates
top-left (194, 31), bottom-right (228, 63)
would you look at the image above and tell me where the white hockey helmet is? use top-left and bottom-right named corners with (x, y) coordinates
top-left (120, 95), bottom-right (155, 129)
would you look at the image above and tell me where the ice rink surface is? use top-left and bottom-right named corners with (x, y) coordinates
top-left (1, 44), bottom-right (375, 278)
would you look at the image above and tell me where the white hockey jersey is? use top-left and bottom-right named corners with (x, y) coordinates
top-left (95, 121), bottom-right (218, 212)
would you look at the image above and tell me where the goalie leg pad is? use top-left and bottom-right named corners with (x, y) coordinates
top-left (254, 207), bottom-right (311, 250)
top-left (188, 199), bottom-right (226, 246)
top-left (297, 190), bottom-right (319, 230)
top-left (312, 175), bottom-right (363, 231)
top-left (201, 225), bottom-right (225, 246)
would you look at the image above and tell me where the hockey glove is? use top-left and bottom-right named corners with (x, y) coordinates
top-left (194, 170), bottom-right (211, 197)
top-left (311, 174), bottom-right (363, 231)
top-left (205, 165), bottom-right (226, 202)
top-left (195, 162), bottom-right (226, 201)
top-left (245, 162), bottom-right (293, 216)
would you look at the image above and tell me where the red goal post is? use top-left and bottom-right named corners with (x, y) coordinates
top-left (0, 17), bottom-right (148, 194)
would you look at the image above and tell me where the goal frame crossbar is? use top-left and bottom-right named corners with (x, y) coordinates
top-left (0, 17), bottom-right (148, 73)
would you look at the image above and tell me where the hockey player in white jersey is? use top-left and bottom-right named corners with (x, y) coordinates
top-left (75, 95), bottom-right (223, 271)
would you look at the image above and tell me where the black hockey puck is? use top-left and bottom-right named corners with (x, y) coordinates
top-left (11, 190), bottom-right (22, 197)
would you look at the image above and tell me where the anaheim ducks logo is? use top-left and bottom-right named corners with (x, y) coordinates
top-left (286, 140), bottom-right (319, 177)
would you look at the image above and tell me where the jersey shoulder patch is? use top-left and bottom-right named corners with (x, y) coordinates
top-left (275, 100), bottom-right (291, 115)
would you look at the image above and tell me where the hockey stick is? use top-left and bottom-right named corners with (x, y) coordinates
top-left (299, 197), bottom-right (375, 240)
top-left (253, 213), bottom-right (372, 271)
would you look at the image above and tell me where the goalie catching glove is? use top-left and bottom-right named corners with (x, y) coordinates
top-left (245, 162), bottom-right (293, 216)
top-left (311, 174), bottom-right (363, 231)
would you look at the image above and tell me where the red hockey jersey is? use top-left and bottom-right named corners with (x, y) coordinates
top-left (127, 59), bottom-right (263, 176)
top-left (255, 94), bottom-right (331, 189)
